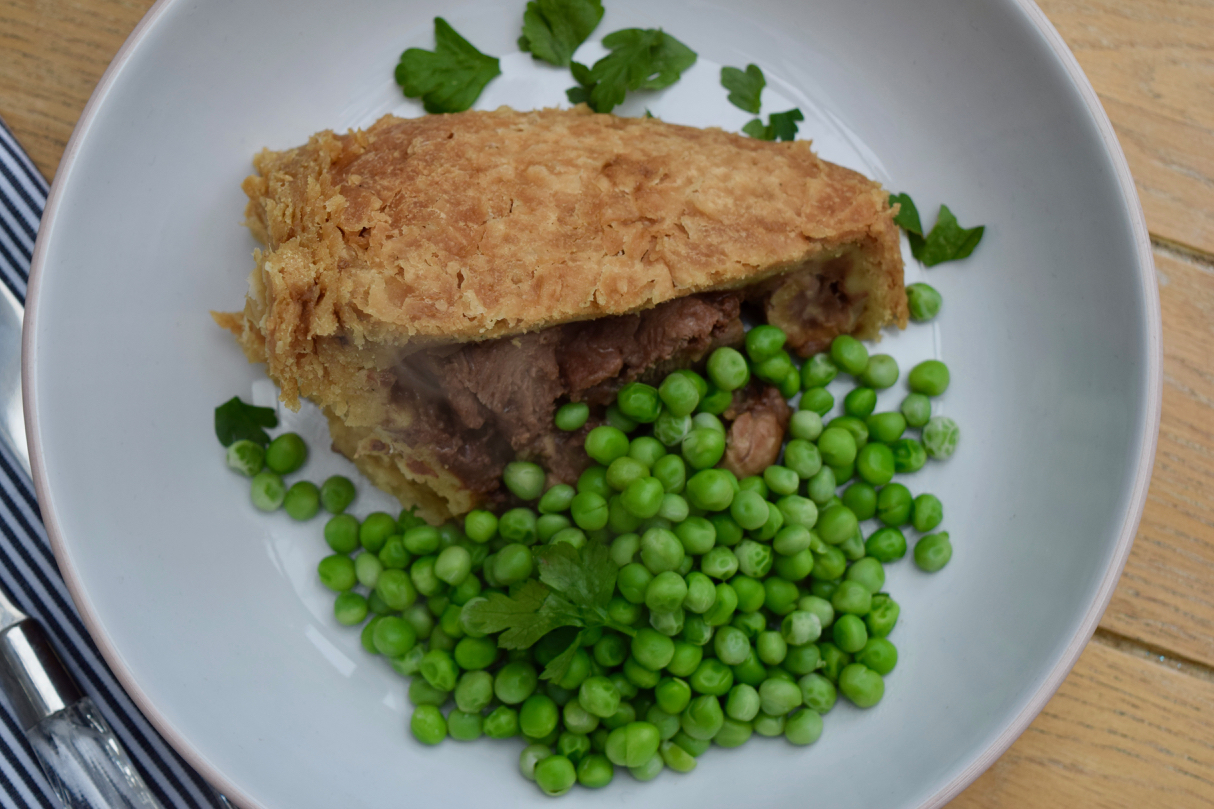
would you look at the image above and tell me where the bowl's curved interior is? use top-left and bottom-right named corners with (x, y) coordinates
top-left (25, 0), bottom-right (1156, 807)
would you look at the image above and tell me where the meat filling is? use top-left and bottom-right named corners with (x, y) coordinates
top-left (366, 260), bottom-right (856, 505)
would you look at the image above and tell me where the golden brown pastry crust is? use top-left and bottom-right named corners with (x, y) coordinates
top-left (225, 106), bottom-right (906, 408)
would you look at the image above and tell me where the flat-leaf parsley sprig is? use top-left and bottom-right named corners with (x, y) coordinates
top-left (720, 63), bottom-right (803, 142)
top-left (890, 193), bottom-right (985, 266)
top-left (566, 28), bottom-right (697, 113)
top-left (519, 0), bottom-right (604, 67)
top-left (395, 18), bottom-right (502, 114)
top-left (463, 541), bottom-right (634, 682)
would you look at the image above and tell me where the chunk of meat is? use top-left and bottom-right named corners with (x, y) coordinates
top-left (760, 255), bottom-right (864, 356)
top-left (722, 383), bottom-right (792, 479)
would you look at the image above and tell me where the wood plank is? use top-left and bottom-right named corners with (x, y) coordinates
top-left (1039, 0), bottom-right (1214, 255)
top-left (1099, 248), bottom-right (1214, 666)
top-left (0, 0), bottom-right (155, 181)
top-left (950, 637), bottom-right (1214, 808)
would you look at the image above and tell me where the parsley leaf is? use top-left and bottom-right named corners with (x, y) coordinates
top-left (888, 193), bottom-right (923, 235)
top-left (460, 541), bottom-right (633, 677)
top-left (721, 64), bottom-right (765, 114)
top-left (913, 205), bottom-right (984, 266)
top-left (395, 18), bottom-right (501, 114)
top-left (742, 108), bottom-right (803, 142)
top-left (541, 627), bottom-right (599, 683)
top-left (518, 0), bottom-right (604, 67)
top-left (565, 28), bottom-right (697, 113)
top-left (214, 397), bottom-right (277, 447)
top-left (890, 194), bottom-right (986, 266)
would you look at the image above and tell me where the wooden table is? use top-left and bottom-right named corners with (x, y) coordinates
top-left (2, 1), bottom-right (1212, 805)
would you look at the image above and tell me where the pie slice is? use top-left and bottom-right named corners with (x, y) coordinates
top-left (214, 106), bottom-right (907, 520)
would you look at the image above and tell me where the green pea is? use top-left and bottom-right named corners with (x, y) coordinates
top-left (763, 465), bottom-right (800, 497)
top-left (250, 471), bottom-right (285, 512)
top-left (332, 592), bottom-right (367, 626)
top-left (752, 711), bottom-right (786, 737)
top-left (360, 512), bottom-right (398, 553)
top-left (817, 642), bottom-right (852, 683)
top-left (805, 466), bottom-right (837, 505)
top-left (754, 351), bottom-right (794, 385)
top-left (520, 743), bottom-right (552, 780)
top-left (402, 602), bottom-right (434, 639)
top-left (621, 477), bottom-right (665, 520)
top-left (618, 563), bottom-right (653, 604)
top-left (923, 416), bottom-right (960, 459)
top-left (534, 754), bottom-right (577, 796)
top-left (571, 492), bottom-right (609, 531)
top-left (836, 486), bottom-right (874, 525)
top-left (265, 432), bottom-right (307, 474)
top-left (577, 753), bottom-right (614, 788)
top-left (555, 401), bottom-right (590, 431)
top-left (832, 614), bottom-right (868, 653)
top-left (831, 418), bottom-right (870, 450)
top-left (891, 438), bottom-right (927, 473)
top-left (797, 672), bottom-right (837, 713)
top-left (706, 347), bottom-right (750, 392)
top-left (856, 442), bottom-right (896, 486)
top-left (756, 631), bottom-right (788, 666)
top-left (780, 610), bottom-right (822, 646)
top-left (724, 683), bottom-right (761, 722)
top-left (685, 469), bottom-right (735, 511)
top-left (585, 426), bottom-right (630, 466)
top-left (733, 540), bottom-right (773, 579)
top-left (317, 555), bottom-right (356, 592)
top-left (876, 483), bottom-right (913, 526)
top-left (908, 359), bottom-right (950, 396)
top-left (617, 382), bottom-right (662, 424)
top-left (906, 282), bottom-right (942, 321)
top-left (839, 663), bottom-right (884, 708)
top-left (324, 514), bottom-right (360, 554)
top-left (778, 367), bottom-right (803, 399)
top-left (832, 580), bottom-right (872, 616)
top-left (682, 429), bottom-right (727, 471)
top-left (433, 545), bottom-right (470, 587)
top-left (859, 354), bottom-right (899, 389)
top-left (739, 475), bottom-right (768, 497)
top-left (818, 428), bottom-right (857, 467)
top-left (799, 386), bottom-right (834, 415)
top-left (681, 695), bottom-right (725, 740)
top-left (816, 504), bottom-right (858, 545)
top-left (744, 324), bottom-right (786, 362)
top-left (662, 639), bottom-right (700, 675)
top-left (783, 643), bottom-right (823, 676)
top-left (650, 454), bottom-right (686, 495)
top-left (495, 661), bottom-right (539, 705)
top-left (830, 335), bottom-right (868, 376)
top-left (912, 493), bottom-right (944, 532)
top-left (706, 515), bottom-right (741, 549)
top-left (502, 461), bottom-right (544, 501)
top-left (453, 636), bottom-right (497, 671)
top-left (225, 439), bottom-right (264, 477)
top-left (759, 677), bottom-right (803, 715)
top-left (843, 387), bottom-right (877, 418)
top-left (279, 481), bottom-right (318, 519)
top-left (652, 410), bottom-right (691, 447)
top-left (730, 575), bottom-right (766, 613)
top-left (484, 705), bottom-right (520, 739)
top-left (645, 571), bottom-right (688, 614)
top-left (410, 705), bottom-right (447, 745)
top-left (764, 578), bottom-right (800, 616)
top-left (317, 475), bottom-right (355, 514)
top-left (725, 490), bottom-right (765, 531)
top-left (557, 731), bottom-right (592, 763)
top-left (785, 708), bottom-right (824, 745)
top-left (640, 527), bottom-right (685, 574)
top-left (519, 694), bottom-right (560, 740)
top-left (444, 709), bottom-right (482, 742)
top-left (453, 670), bottom-right (494, 713)
top-left (659, 373), bottom-right (701, 417)
top-left (865, 527), bottom-right (908, 562)
top-left (563, 697), bottom-right (601, 734)
top-left (355, 552), bottom-right (383, 590)
top-left (773, 548), bottom-right (813, 581)
top-left (900, 393), bottom-right (932, 428)
top-left (801, 353), bottom-right (838, 389)
top-left (915, 531), bottom-right (953, 572)
top-left (866, 411), bottom-right (907, 444)
top-left (772, 524), bottom-right (813, 556)
top-left (856, 637), bottom-right (898, 676)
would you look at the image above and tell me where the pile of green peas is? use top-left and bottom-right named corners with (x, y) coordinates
top-left (270, 317), bottom-right (960, 797)
top-left (224, 429), bottom-right (357, 521)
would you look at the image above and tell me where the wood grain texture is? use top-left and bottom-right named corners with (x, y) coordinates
top-left (1038, 0), bottom-right (1214, 255)
top-left (0, 0), bottom-right (154, 180)
top-left (1100, 247), bottom-right (1214, 667)
top-left (951, 637), bottom-right (1214, 809)
top-left (1, 2), bottom-right (1213, 808)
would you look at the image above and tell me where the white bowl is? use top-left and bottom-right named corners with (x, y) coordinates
top-left (23, 0), bottom-right (1160, 807)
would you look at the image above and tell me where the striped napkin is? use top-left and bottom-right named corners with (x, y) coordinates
top-left (0, 120), bottom-right (224, 808)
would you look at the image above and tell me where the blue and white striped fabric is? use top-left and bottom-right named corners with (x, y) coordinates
top-left (0, 119), bottom-right (225, 808)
